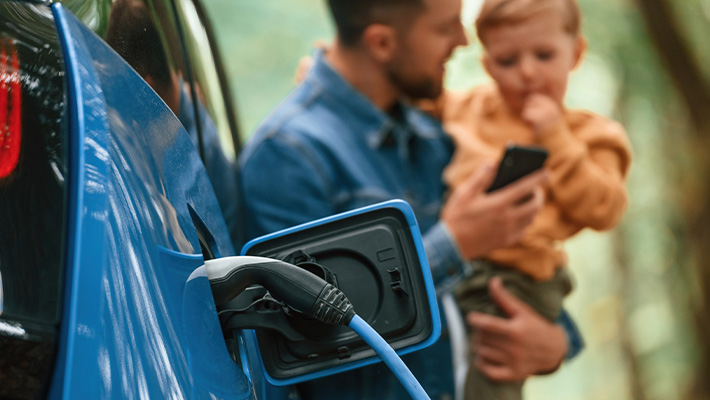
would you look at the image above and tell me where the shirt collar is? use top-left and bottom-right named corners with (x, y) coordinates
top-left (305, 50), bottom-right (443, 150)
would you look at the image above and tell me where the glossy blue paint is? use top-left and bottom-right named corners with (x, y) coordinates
top-left (51, 4), bottom-right (255, 399)
top-left (240, 199), bottom-right (442, 387)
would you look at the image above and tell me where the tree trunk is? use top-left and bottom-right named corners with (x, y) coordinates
top-left (613, 226), bottom-right (649, 400)
top-left (686, 136), bottom-right (710, 399)
top-left (632, 0), bottom-right (710, 132)
top-left (632, 0), bottom-right (710, 398)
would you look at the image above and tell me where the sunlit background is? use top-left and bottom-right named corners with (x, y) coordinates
top-left (203, 0), bottom-right (710, 399)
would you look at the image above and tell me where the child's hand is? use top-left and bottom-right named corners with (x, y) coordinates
top-left (521, 93), bottom-right (563, 137)
top-left (294, 40), bottom-right (330, 84)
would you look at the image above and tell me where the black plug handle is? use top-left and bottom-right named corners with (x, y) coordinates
top-left (205, 256), bottom-right (355, 326)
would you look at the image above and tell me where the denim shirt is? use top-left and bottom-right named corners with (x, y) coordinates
top-left (240, 52), bottom-right (582, 400)
top-left (240, 63), bottom-right (466, 291)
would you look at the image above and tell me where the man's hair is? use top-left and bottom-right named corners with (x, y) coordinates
top-left (475, 0), bottom-right (581, 44)
top-left (327, 0), bottom-right (427, 47)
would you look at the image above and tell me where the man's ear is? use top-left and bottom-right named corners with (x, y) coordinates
top-left (361, 24), bottom-right (398, 63)
top-left (572, 36), bottom-right (587, 70)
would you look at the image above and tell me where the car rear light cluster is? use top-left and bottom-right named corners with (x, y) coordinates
top-left (0, 38), bottom-right (20, 179)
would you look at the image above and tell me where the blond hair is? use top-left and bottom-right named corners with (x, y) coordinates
top-left (475, 0), bottom-right (581, 44)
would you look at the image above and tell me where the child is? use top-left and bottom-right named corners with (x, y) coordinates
top-left (438, 0), bottom-right (633, 399)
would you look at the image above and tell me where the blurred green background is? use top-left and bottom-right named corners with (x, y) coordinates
top-left (203, 0), bottom-right (710, 399)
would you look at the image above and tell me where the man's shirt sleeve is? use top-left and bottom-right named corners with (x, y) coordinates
top-left (422, 221), bottom-right (471, 296)
top-left (558, 309), bottom-right (585, 360)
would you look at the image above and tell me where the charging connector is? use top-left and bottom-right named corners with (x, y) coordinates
top-left (205, 255), bottom-right (430, 400)
top-left (206, 256), bottom-right (355, 326)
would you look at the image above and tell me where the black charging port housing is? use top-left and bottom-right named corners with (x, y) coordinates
top-left (224, 201), bottom-right (439, 384)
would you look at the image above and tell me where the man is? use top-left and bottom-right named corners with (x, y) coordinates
top-left (240, 0), bottom-right (581, 398)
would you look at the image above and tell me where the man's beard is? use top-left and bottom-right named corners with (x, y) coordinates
top-left (386, 63), bottom-right (442, 100)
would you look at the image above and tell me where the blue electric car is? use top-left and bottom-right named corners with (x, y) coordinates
top-left (0, 1), bottom-right (440, 398)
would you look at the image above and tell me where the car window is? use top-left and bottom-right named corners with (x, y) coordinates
top-left (61, 0), bottom-right (241, 156)
top-left (81, 0), bottom-right (240, 160)
top-left (96, 0), bottom-right (244, 248)
top-left (103, 0), bottom-right (189, 118)
top-left (173, 0), bottom-right (241, 157)
top-left (61, 0), bottom-right (112, 37)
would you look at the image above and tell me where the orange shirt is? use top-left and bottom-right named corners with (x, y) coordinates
top-left (437, 84), bottom-right (632, 280)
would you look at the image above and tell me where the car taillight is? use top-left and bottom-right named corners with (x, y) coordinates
top-left (0, 38), bottom-right (20, 179)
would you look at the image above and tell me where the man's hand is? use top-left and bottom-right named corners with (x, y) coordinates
top-left (521, 93), bottom-right (563, 136)
top-left (441, 164), bottom-right (547, 260)
top-left (467, 277), bottom-right (567, 382)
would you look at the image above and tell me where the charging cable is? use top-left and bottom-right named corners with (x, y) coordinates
top-left (348, 314), bottom-right (429, 399)
top-left (205, 256), bottom-right (430, 400)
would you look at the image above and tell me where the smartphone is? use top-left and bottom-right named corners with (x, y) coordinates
top-left (486, 145), bottom-right (548, 193)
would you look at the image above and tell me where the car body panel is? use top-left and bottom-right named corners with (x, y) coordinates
top-left (51, 4), bottom-right (251, 398)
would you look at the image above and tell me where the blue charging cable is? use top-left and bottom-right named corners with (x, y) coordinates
top-left (349, 314), bottom-right (430, 399)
